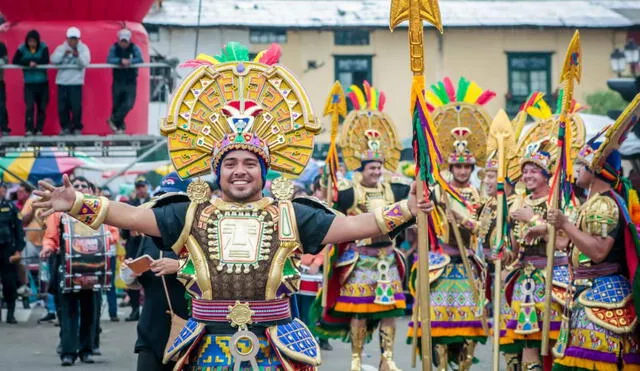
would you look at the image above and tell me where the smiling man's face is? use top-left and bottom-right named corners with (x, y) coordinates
top-left (219, 150), bottom-right (264, 202)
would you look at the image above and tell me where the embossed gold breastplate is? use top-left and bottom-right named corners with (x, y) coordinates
top-left (182, 197), bottom-right (301, 301)
top-left (514, 195), bottom-right (548, 255)
top-left (349, 181), bottom-right (395, 215)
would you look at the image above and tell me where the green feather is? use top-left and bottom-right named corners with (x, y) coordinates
top-left (457, 77), bottom-right (470, 102)
top-left (555, 89), bottom-right (564, 114)
top-left (433, 82), bottom-right (450, 105)
top-left (215, 42), bottom-right (250, 63)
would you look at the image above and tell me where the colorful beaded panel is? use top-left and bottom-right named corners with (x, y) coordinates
top-left (267, 318), bottom-right (321, 366)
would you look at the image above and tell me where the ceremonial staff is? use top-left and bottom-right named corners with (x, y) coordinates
top-left (542, 30), bottom-right (582, 355)
top-left (321, 81), bottom-right (347, 307)
top-left (389, 1), bottom-right (443, 369)
top-left (487, 110), bottom-right (516, 371)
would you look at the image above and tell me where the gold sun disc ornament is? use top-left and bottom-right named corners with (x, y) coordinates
top-left (161, 60), bottom-right (320, 180)
top-left (187, 178), bottom-right (212, 204)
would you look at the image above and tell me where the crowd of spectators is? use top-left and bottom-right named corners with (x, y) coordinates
top-left (0, 27), bottom-right (143, 137)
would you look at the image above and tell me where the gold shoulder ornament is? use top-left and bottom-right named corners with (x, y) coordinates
top-left (580, 194), bottom-right (619, 238)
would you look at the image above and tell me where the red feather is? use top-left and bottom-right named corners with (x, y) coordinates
top-left (258, 43), bottom-right (282, 65)
top-left (522, 92), bottom-right (540, 111)
top-left (179, 59), bottom-right (213, 68)
top-left (443, 77), bottom-right (456, 103)
top-left (378, 92), bottom-right (386, 112)
top-left (347, 91), bottom-right (361, 110)
top-left (363, 81), bottom-right (372, 109)
top-left (476, 90), bottom-right (497, 105)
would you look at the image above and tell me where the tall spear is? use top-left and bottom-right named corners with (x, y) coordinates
top-left (321, 81), bottom-right (347, 308)
top-left (487, 110), bottom-right (516, 371)
top-left (542, 30), bottom-right (582, 356)
top-left (389, 1), bottom-right (443, 369)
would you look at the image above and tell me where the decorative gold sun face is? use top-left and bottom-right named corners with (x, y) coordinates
top-left (161, 62), bottom-right (320, 179)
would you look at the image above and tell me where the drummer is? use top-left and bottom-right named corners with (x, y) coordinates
top-left (40, 177), bottom-right (119, 367)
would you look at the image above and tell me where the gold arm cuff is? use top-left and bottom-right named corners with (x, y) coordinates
top-left (68, 194), bottom-right (110, 230)
top-left (374, 199), bottom-right (413, 235)
top-left (69, 191), bottom-right (84, 215)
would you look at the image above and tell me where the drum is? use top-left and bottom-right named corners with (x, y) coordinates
top-left (299, 272), bottom-right (323, 296)
top-left (61, 216), bottom-right (113, 292)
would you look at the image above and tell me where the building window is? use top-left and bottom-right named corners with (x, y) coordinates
top-left (506, 52), bottom-right (552, 116)
top-left (335, 56), bottom-right (372, 88)
top-left (335, 30), bottom-right (370, 46)
top-left (249, 29), bottom-right (287, 44)
top-left (144, 24), bottom-right (160, 42)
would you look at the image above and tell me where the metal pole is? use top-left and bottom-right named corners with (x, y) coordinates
top-left (100, 140), bottom-right (167, 187)
top-left (194, 0), bottom-right (204, 58)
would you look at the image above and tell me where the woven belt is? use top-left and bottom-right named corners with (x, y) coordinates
top-left (574, 263), bottom-right (620, 280)
top-left (522, 255), bottom-right (569, 269)
top-left (191, 298), bottom-right (291, 323)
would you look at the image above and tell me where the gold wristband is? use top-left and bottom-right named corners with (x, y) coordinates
top-left (374, 199), bottom-right (413, 234)
top-left (68, 193), bottom-right (110, 230)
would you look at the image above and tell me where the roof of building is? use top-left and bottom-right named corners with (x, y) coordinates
top-left (144, 0), bottom-right (633, 28)
top-left (592, 1), bottom-right (640, 25)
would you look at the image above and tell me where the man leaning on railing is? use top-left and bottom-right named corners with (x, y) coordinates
top-left (51, 27), bottom-right (91, 136)
top-left (106, 29), bottom-right (143, 135)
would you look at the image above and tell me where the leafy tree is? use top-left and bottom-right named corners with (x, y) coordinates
top-left (585, 90), bottom-right (627, 115)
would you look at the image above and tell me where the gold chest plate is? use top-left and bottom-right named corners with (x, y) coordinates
top-left (207, 209), bottom-right (274, 274)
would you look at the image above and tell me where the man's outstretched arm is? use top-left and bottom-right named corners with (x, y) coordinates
top-left (322, 182), bottom-right (432, 245)
top-left (33, 174), bottom-right (161, 237)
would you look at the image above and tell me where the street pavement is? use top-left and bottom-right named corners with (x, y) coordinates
top-left (0, 305), bottom-right (499, 370)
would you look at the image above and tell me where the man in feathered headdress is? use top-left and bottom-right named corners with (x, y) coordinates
top-left (502, 91), bottom-right (585, 371)
top-left (409, 77), bottom-right (493, 370)
top-left (547, 96), bottom-right (640, 371)
top-left (32, 43), bottom-right (432, 370)
top-left (324, 81), bottom-right (408, 371)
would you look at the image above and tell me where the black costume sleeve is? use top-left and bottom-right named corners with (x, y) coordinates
top-left (391, 182), bottom-right (411, 202)
top-left (293, 201), bottom-right (336, 255)
top-left (335, 188), bottom-right (354, 215)
top-left (151, 202), bottom-right (190, 251)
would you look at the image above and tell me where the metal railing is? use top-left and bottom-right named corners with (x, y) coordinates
top-left (0, 62), bottom-right (171, 69)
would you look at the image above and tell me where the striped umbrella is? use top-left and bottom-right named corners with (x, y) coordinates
top-left (0, 150), bottom-right (100, 184)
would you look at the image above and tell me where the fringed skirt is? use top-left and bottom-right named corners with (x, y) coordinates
top-left (408, 257), bottom-right (488, 345)
top-left (332, 253), bottom-right (406, 319)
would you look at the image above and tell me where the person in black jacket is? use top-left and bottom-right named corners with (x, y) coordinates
top-left (0, 182), bottom-right (25, 324)
top-left (121, 173), bottom-right (190, 371)
top-left (13, 29), bottom-right (50, 136)
top-left (106, 28), bottom-right (143, 134)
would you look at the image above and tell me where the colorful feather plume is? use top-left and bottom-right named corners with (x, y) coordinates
top-left (425, 77), bottom-right (496, 112)
top-left (347, 81), bottom-right (386, 111)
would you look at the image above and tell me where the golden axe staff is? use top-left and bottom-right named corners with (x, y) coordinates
top-left (542, 30), bottom-right (582, 356)
top-left (321, 81), bottom-right (347, 307)
top-left (389, 1), bottom-right (443, 369)
top-left (487, 110), bottom-right (516, 371)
